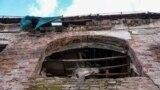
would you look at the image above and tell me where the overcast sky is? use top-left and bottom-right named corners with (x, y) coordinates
top-left (0, 0), bottom-right (160, 17)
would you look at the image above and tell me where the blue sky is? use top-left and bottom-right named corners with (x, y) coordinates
top-left (0, 0), bottom-right (72, 16)
top-left (0, 0), bottom-right (160, 17)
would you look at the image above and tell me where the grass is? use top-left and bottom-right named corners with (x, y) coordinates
top-left (26, 80), bottom-right (61, 90)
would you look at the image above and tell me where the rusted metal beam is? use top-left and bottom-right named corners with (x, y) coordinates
top-left (62, 19), bottom-right (91, 23)
top-left (100, 64), bottom-right (129, 70)
top-left (67, 73), bottom-right (129, 77)
top-left (66, 64), bottom-right (129, 71)
top-left (49, 55), bottom-right (127, 62)
top-left (92, 73), bottom-right (129, 76)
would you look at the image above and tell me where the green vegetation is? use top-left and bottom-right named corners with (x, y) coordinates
top-left (26, 79), bottom-right (61, 90)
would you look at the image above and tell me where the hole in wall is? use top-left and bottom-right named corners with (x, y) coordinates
top-left (0, 44), bottom-right (7, 52)
top-left (41, 47), bottom-right (138, 79)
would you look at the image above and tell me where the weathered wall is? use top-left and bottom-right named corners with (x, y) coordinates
top-left (0, 16), bottom-right (160, 89)
top-left (64, 19), bottom-right (160, 31)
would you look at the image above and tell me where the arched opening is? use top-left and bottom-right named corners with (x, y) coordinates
top-left (40, 35), bottom-right (141, 79)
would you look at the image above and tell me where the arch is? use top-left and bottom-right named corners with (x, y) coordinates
top-left (34, 34), bottom-right (144, 78)
top-left (45, 35), bottom-right (128, 57)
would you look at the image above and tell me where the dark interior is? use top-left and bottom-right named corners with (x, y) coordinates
top-left (0, 44), bottom-right (7, 52)
top-left (41, 47), bottom-right (137, 78)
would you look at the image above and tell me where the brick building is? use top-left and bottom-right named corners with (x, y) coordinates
top-left (0, 12), bottom-right (160, 90)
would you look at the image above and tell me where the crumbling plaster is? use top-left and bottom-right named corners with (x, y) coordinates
top-left (0, 18), bottom-right (160, 89)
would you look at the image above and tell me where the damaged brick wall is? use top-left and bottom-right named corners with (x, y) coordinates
top-left (1, 13), bottom-right (160, 90)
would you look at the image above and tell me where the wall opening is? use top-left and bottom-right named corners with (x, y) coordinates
top-left (0, 44), bottom-right (7, 52)
top-left (41, 47), bottom-right (138, 79)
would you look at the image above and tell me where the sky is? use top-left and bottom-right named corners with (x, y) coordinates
top-left (0, 0), bottom-right (160, 17)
